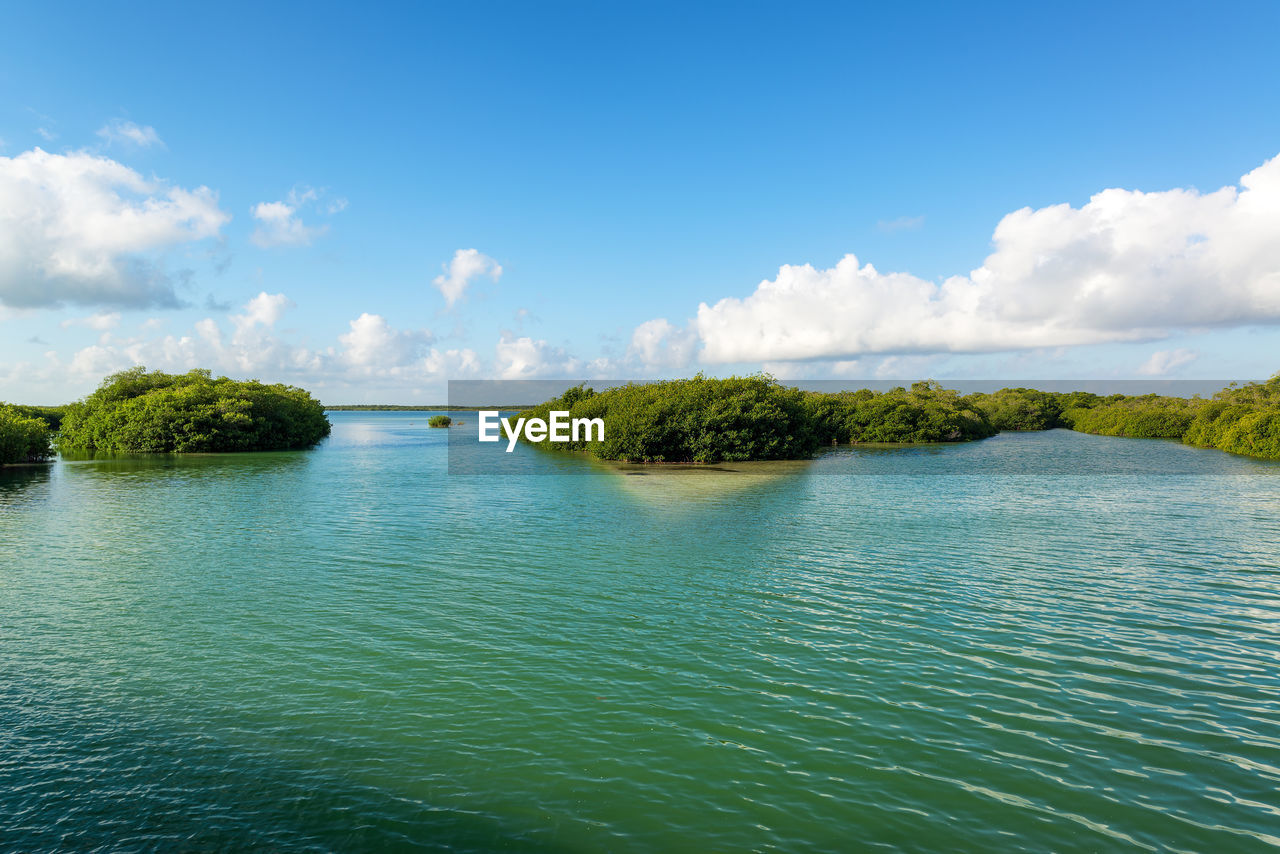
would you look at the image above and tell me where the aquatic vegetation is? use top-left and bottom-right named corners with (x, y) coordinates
top-left (963, 387), bottom-right (1100, 431)
top-left (510, 373), bottom-right (1280, 463)
top-left (512, 376), bottom-right (993, 463)
top-left (1061, 394), bottom-right (1200, 439)
top-left (1, 403), bottom-right (69, 431)
top-left (1182, 375), bottom-right (1280, 460)
top-left (808, 382), bottom-right (995, 444)
top-left (17, 371), bottom-right (1280, 463)
top-left (57, 367), bottom-right (331, 453)
top-left (0, 405), bottom-right (53, 465)
top-left (513, 375), bottom-right (818, 463)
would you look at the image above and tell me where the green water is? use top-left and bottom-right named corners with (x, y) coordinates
top-left (3, 413), bottom-right (1280, 852)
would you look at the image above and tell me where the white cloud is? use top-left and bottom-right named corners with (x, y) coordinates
top-left (68, 343), bottom-right (132, 377)
top-left (424, 347), bottom-right (482, 377)
top-left (61, 311), bottom-right (122, 331)
top-left (627, 318), bottom-right (697, 371)
top-left (433, 248), bottom-right (503, 307)
top-left (495, 332), bottom-right (581, 379)
top-left (249, 200), bottom-right (324, 248)
top-left (248, 186), bottom-right (341, 248)
top-left (0, 147), bottom-right (229, 308)
top-left (338, 312), bottom-right (433, 369)
top-left (97, 119), bottom-right (163, 148)
top-left (19, 291), bottom-right (464, 400)
top-left (232, 291), bottom-right (293, 330)
top-left (1137, 348), bottom-right (1198, 376)
top-left (693, 153), bottom-right (1280, 364)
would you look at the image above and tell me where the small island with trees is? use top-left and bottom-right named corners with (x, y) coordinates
top-left (0, 367), bottom-right (330, 465)
top-left (428, 415), bottom-right (453, 428)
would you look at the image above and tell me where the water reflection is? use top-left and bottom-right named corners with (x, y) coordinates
top-left (0, 464), bottom-right (53, 508)
top-left (812, 430), bottom-right (1280, 476)
top-left (59, 449), bottom-right (312, 481)
top-left (600, 457), bottom-right (815, 503)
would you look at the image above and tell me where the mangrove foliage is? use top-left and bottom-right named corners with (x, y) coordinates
top-left (57, 368), bottom-right (331, 453)
top-left (511, 375), bottom-right (995, 463)
top-left (0, 405), bottom-right (54, 466)
top-left (510, 373), bottom-right (1280, 464)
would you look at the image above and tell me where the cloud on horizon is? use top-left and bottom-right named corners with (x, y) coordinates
top-left (679, 152), bottom-right (1280, 364)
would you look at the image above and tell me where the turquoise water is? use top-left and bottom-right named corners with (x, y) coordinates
top-left (3, 412), bottom-right (1280, 851)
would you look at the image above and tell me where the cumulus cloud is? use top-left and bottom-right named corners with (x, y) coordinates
top-left (627, 318), bottom-right (697, 371)
top-left (97, 119), bottom-right (163, 148)
top-left (7, 290), bottom-right (494, 401)
top-left (233, 291), bottom-right (294, 330)
top-left (495, 332), bottom-right (582, 379)
top-left (693, 153), bottom-right (1280, 363)
top-left (1137, 348), bottom-right (1198, 376)
top-left (424, 347), bottom-right (482, 377)
top-left (68, 343), bottom-right (131, 377)
top-left (338, 312), bottom-right (434, 369)
top-left (433, 248), bottom-right (502, 307)
top-left (0, 147), bottom-right (228, 308)
top-left (250, 201), bottom-right (323, 248)
top-left (249, 186), bottom-right (341, 248)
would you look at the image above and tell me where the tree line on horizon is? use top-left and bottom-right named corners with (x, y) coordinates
top-left (3, 369), bottom-right (1280, 466)
top-left (507, 373), bottom-right (1280, 464)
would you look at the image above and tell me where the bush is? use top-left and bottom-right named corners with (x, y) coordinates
top-left (963, 387), bottom-right (1086, 431)
top-left (505, 373), bottom-right (1280, 464)
top-left (1062, 395), bottom-right (1198, 439)
top-left (428, 415), bottom-right (452, 428)
top-left (820, 382), bottom-right (995, 444)
top-left (1, 404), bottom-right (68, 431)
top-left (512, 376), bottom-right (995, 463)
top-left (57, 367), bottom-right (331, 453)
top-left (1214, 408), bottom-right (1280, 460)
top-left (0, 406), bottom-right (53, 465)
top-left (514, 375), bottom-right (819, 463)
top-left (1181, 375), bottom-right (1280, 460)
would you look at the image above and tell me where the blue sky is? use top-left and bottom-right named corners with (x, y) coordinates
top-left (2, 0), bottom-right (1279, 402)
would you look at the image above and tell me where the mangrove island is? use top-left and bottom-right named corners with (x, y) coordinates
top-left (53, 367), bottom-right (330, 455)
top-left (509, 373), bottom-right (1280, 464)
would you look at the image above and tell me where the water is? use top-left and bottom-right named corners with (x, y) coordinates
top-left (3, 413), bottom-right (1280, 852)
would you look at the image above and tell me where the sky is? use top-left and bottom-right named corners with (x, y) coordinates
top-left (2, 0), bottom-right (1279, 403)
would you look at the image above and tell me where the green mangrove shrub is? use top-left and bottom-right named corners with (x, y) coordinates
top-left (1181, 375), bottom-right (1280, 459)
top-left (808, 382), bottom-right (995, 444)
top-left (57, 367), bottom-right (331, 453)
top-left (513, 375), bottom-right (819, 463)
top-left (0, 406), bottom-right (54, 465)
top-left (962, 387), bottom-right (1101, 431)
top-left (511, 376), bottom-right (997, 463)
top-left (428, 415), bottom-right (453, 428)
top-left (1061, 395), bottom-right (1200, 439)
